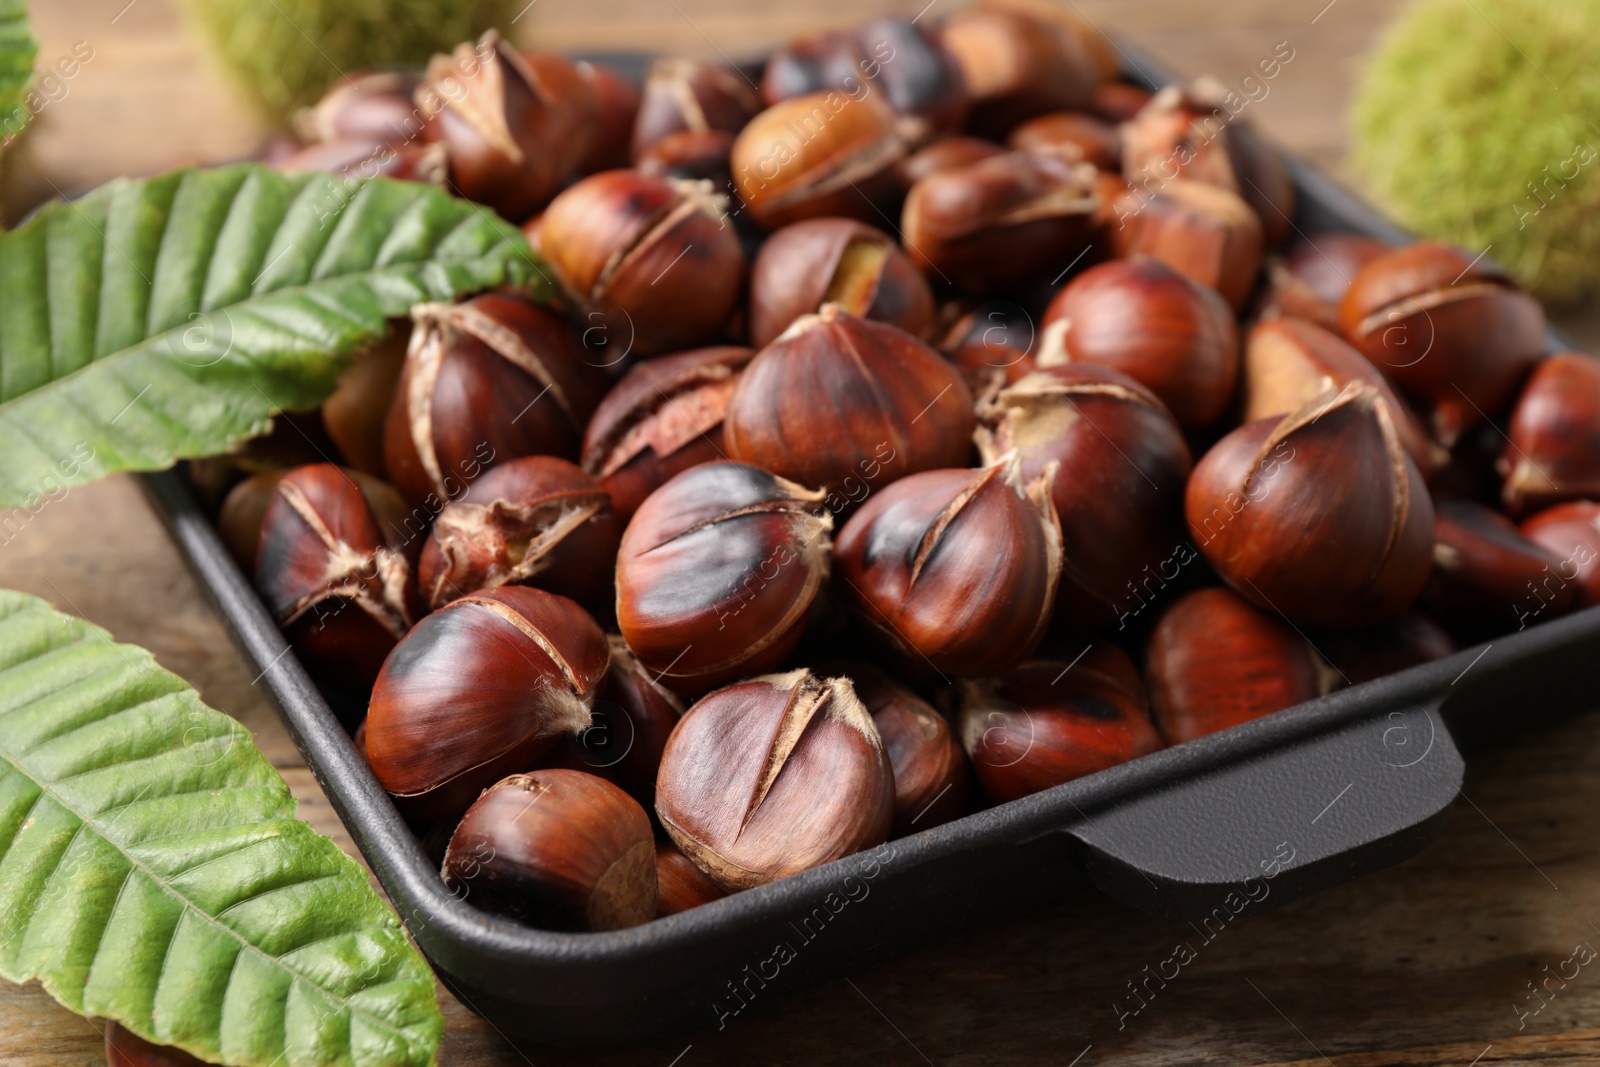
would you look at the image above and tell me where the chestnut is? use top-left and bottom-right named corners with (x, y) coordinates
top-left (761, 18), bottom-right (967, 135)
top-left (636, 128), bottom-right (736, 185)
top-left (255, 464), bottom-right (416, 700)
top-left (322, 326), bottom-right (408, 478)
top-left (938, 298), bottom-right (1040, 389)
top-left (1037, 255), bottom-right (1238, 430)
top-left (382, 293), bottom-right (606, 506)
top-left (1186, 383), bottom-right (1436, 627)
top-left (958, 645), bottom-right (1163, 803)
top-left (272, 138), bottom-right (448, 185)
top-left (1120, 81), bottom-right (1296, 246)
top-left (540, 170), bottom-right (746, 357)
top-left (417, 33), bottom-right (598, 220)
top-left (1318, 612), bottom-right (1455, 687)
top-left (976, 364), bottom-right (1193, 629)
top-left (1259, 232), bottom-right (1389, 330)
top-left (1007, 110), bottom-right (1120, 170)
top-left (441, 769), bottom-right (656, 931)
top-left (937, 3), bottom-right (1105, 137)
top-left (217, 469), bottom-right (285, 573)
top-left (895, 135), bottom-right (1007, 193)
top-left (591, 635), bottom-right (685, 802)
top-left (724, 304), bottom-right (975, 493)
top-left (834, 451), bottom-right (1061, 676)
top-left (748, 217), bottom-right (935, 348)
top-left (654, 669), bottom-right (894, 889)
top-left (1146, 587), bottom-right (1338, 744)
top-left (731, 90), bottom-right (918, 230)
top-left (840, 660), bottom-right (970, 834)
top-left (1091, 80), bottom-right (1154, 124)
top-left (1110, 177), bottom-right (1264, 311)
top-left (575, 61), bottom-right (641, 174)
top-left (1338, 241), bottom-right (1546, 446)
top-left (615, 461), bottom-right (832, 692)
top-left (581, 344), bottom-right (754, 521)
top-left (902, 149), bottom-right (1100, 296)
top-left (417, 455), bottom-right (620, 614)
top-left (365, 586), bottom-right (609, 820)
top-left (1424, 498), bottom-right (1576, 630)
top-left (1519, 502), bottom-right (1600, 608)
top-left (632, 57), bottom-right (762, 160)
top-left (1499, 353), bottom-right (1600, 516)
top-left (294, 70), bottom-right (423, 146)
top-left (105, 1022), bottom-right (213, 1067)
top-left (1242, 317), bottom-right (1444, 476)
top-left (657, 841), bottom-right (728, 915)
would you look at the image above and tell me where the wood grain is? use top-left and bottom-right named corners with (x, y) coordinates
top-left (3, 1), bottom-right (1600, 1066)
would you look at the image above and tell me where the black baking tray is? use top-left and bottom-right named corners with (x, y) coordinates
top-left (137, 43), bottom-right (1599, 1050)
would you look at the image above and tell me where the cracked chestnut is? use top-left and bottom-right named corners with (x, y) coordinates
top-left (1110, 177), bottom-right (1264, 311)
top-left (1499, 353), bottom-right (1600, 516)
top-left (1007, 110), bottom-right (1120, 170)
top-left (1259, 232), bottom-right (1388, 330)
top-left (937, 2), bottom-right (1109, 137)
top-left (836, 660), bottom-right (969, 834)
top-left (632, 57), bottom-right (762, 160)
top-left (1424, 498), bottom-right (1575, 630)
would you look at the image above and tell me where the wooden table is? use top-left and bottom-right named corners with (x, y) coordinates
top-left (6, 2), bottom-right (1600, 1065)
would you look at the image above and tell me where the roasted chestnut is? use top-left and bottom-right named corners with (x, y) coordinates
top-left (937, 2), bottom-right (1107, 136)
top-left (976, 364), bottom-right (1193, 629)
top-left (1519, 502), bottom-right (1600, 608)
top-left (575, 61), bottom-right (641, 174)
top-left (1425, 498), bottom-right (1576, 630)
top-left (1259, 232), bottom-right (1389, 330)
top-left (615, 461), bottom-right (832, 692)
top-left (217, 469), bottom-right (285, 574)
top-left (540, 170), bottom-right (746, 357)
top-left (633, 57), bottom-right (762, 160)
top-left (1090, 80), bottom-right (1153, 124)
top-left (365, 586), bottom-right (609, 819)
top-left (1242, 316), bottom-right (1444, 476)
top-left (382, 293), bottom-right (606, 506)
top-left (295, 70), bottom-right (423, 146)
top-left (656, 841), bottom-right (728, 915)
top-left (1036, 255), bottom-right (1238, 430)
top-left (1007, 110), bottom-right (1120, 169)
top-left (724, 304), bottom-right (975, 493)
top-left (841, 660), bottom-right (970, 834)
top-left (938, 298), bottom-right (1040, 388)
top-left (895, 135), bottom-right (1007, 193)
top-left (901, 149), bottom-right (1100, 296)
top-left (834, 451), bottom-right (1061, 676)
top-left (732, 89), bottom-right (918, 229)
top-left (322, 327), bottom-right (408, 478)
top-left (271, 138), bottom-right (448, 185)
top-left (1338, 241), bottom-right (1546, 446)
top-left (958, 645), bottom-right (1162, 802)
top-left (1146, 587), bottom-right (1337, 743)
top-left (1499, 353), bottom-right (1600, 516)
top-left (1186, 384), bottom-right (1436, 627)
top-left (417, 33), bottom-right (598, 220)
top-left (1110, 177), bottom-right (1264, 311)
top-left (255, 464), bottom-right (416, 701)
top-left (588, 635), bottom-right (685, 802)
top-left (581, 344), bottom-right (755, 521)
top-left (417, 455), bottom-right (620, 614)
top-left (654, 669), bottom-right (894, 889)
top-left (636, 128), bottom-right (736, 185)
top-left (748, 217), bottom-right (936, 348)
top-left (442, 769), bottom-right (656, 931)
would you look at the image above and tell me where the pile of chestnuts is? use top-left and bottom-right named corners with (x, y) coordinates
top-left (203, 2), bottom-right (1600, 933)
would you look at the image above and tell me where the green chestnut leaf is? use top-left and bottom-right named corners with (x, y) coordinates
top-left (0, 163), bottom-right (548, 509)
top-left (0, 589), bottom-right (444, 1067)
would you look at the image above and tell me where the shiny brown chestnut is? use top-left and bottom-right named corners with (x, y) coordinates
top-left (839, 660), bottom-right (970, 834)
top-left (615, 462), bottom-right (832, 692)
top-left (655, 669), bottom-right (894, 889)
top-left (105, 1022), bottom-right (215, 1067)
top-left (1338, 241), bottom-right (1546, 447)
top-left (938, 298), bottom-right (1040, 389)
top-left (1258, 232), bottom-right (1389, 330)
top-left (589, 636), bottom-right (685, 802)
top-left (365, 586), bottom-right (609, 820)
top-left (1318, 612), bottom-right (1455, 687)
top-left (834, 451), bottom-right (1061, 676)
top-left (938, 3), bottom-right (1107, 137)
top-left (1425, 498), bottom-right (1576, 630)
top-left (382, 293), bottom-right (606, 506)
top-left (1520, 502), bottom-right (1600, 608)
top-left (732, 90), bottom-right (919, 230)
top-left (441, 769), bottom-right (656, 931)
top-left (581, 344), bottom-right (754, 521)
top-left (416, 33), bottom-right (598, 220)
top-left (1242, 317), bottom-right (1444, 476)
top-left (1146, 587), bottom-right (1339, 744)
top-left (656, 842), bottom-right (729, 915)
top-left (725, 304), bottom-right (974, 493)
top-left (1110, 177), bottom-right (1264, 311)
top-left (417, 455), bottom-right (620, 613)
top-left (255, 464), bottom-right (415, 698)
top-left (761, 17), bottom-right (967, 135)
top-left (748, 217), bottom-right (936, 348)
top-left (540, 170), bottom-right (745, 358)
top-left (636, 128), bottom-right (736, 185)
top-left (632, 57), bottom-right (762, 160)
top-left (1007, 110), bottom-right (1120, 170)
top-left (217, 469), bottom-right (285, 573)
top-left (322, 327), bottom-right (408, 477)
top-left (894, 135), bottom-right (1007, 193)
top-left (1036, 255), bottom-right (1238, 430)
top-left (1186, 384), bottom-right (1436, 627)
top-left (575, 61), bottom-right (641, 174)
top-left (976, 364), bottom-right (1193, 628)
top-left (901, 148), bottom-right (1100, 296)
top-left (294, 70), bottom-right (423, 146)
top-left (958, 645), bottom-right (1163, 803)
top-left (1499, 354), bottom-right (1600, 516)
top-left (1120, 80), bottom-right (1296, 246)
